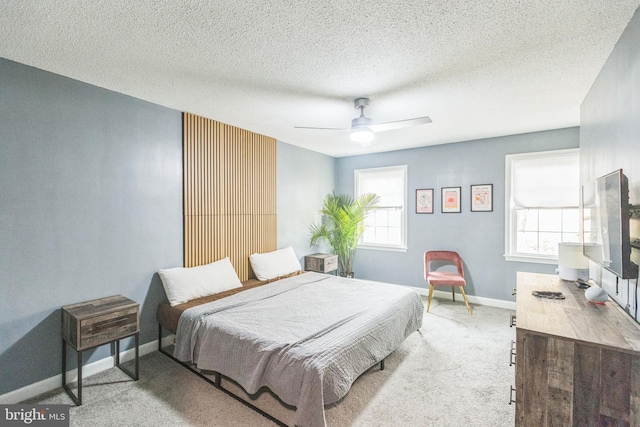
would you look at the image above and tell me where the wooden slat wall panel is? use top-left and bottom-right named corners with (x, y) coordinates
top-left (183, 113), bottom-right (277, 280)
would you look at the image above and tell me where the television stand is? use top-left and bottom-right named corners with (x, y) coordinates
top-left (514, 272), bottom-right (640, 426)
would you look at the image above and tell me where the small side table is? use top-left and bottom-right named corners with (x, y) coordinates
top-left (304, 253), bottom-right (338, 275)
top-left (61, 295), bottom-right (139, 405)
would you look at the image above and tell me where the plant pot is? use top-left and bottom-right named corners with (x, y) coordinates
top-left (340, 271), bottom-right (354, 278)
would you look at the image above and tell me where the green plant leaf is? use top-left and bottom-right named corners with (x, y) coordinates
top-left (309, 192), bottom-right (379, 275)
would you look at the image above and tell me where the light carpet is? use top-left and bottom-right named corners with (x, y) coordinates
top-left (27, 297), bottom-right (516, 426)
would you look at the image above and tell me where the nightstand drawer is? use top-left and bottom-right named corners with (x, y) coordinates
top-left (79, 307), bottom-right (138, 349)
top-left (62, 295), bottom-right (139, 351)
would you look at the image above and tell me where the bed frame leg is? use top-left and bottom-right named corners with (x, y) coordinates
top-left (380, 359), bottom-right (385, 370)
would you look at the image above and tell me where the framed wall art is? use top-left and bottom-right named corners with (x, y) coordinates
top-left (441, 187), bottom-right (461, 213)
top-left (471, 184), bottom-right (493, 212)
top-left (416, 188), bottom-right (434, 214)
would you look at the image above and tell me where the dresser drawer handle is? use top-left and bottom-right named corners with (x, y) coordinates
top-left (510, 314), bottom-right (516, 327)
top-left (509, 386), bottom-right (516, 404)
top-left (510, 340), bottom-right (516, 366)
top-left (93, 317), bottom-right (128, 331)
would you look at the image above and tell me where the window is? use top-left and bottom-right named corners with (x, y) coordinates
top-left (355, 165), bottom-right (407, 251)
top-left (505, 149), bottom-right (580, 263)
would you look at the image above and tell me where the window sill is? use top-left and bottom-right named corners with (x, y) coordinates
top-left (504, 254), bottom-right (558, 265)
top-left (359, 245), bottom-right (408, 253)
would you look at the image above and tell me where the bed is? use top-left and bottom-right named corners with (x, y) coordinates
top-left (157, 253), bottom-right (424, 427)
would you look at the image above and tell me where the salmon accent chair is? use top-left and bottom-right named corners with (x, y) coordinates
top-left (424, 250), bottom-right (472, 315)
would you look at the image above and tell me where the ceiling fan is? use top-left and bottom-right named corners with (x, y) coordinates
top-left (294, 98), bottom-right (432, 146)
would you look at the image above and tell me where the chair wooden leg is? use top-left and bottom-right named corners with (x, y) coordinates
top-left (427, 285), bottom-right (434, 312)
top-left (459, 286), bottom-right (472, 315)
top-left (451, 286), bottom-right (455, 302)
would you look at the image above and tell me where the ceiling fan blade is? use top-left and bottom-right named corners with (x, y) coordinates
top-left (369, 116), bottom-right (432, 133)
top-left (294, 126), bottom-right (350, 131)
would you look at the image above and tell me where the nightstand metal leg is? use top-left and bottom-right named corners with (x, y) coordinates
top-left (61, 337), bottom-right (66, 385)
top-left (77, 350), bottom-right (82, 404)
top-left (135, 333), bottom-right (139, 379)
top-left (115, 333), bottom-right (139, 381)
top-left (61, 338), bottom-right (82, 406)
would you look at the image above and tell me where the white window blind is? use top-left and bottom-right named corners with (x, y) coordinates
top-left (505, 149), bottom-right (580, 263)
top-left (356, 168), bottom-right (404, 208)
top-left (511, 152), bottom-right (580, 208)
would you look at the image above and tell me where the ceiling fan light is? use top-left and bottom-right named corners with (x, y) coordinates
top-left (351, 127), bottom-right (374, 145)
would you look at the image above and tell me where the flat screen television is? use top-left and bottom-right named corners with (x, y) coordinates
top-left (582, 169), bottom-right (638, 279)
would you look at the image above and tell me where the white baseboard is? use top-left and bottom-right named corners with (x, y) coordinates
top-left (0, 334), bottom-right (175, 405)
top-left (409, 286), bottom-right (516, 311)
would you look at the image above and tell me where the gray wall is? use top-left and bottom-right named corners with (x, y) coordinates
top-left (336, 128), bottom-right (579, 301)
top-left (580, 7), bottom-right (640, 321)
top-left (277, 141), bottom-right (336, 262)
top-left (0, 58), bottom-right (183, 395)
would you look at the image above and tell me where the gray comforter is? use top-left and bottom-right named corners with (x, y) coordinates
top-left (174, 272), bottom-right (424, 427)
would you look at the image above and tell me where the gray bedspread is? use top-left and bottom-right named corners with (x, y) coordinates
top-left (174, 272), bottom-right (424, 427)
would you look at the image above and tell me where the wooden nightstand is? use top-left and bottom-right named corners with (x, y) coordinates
top-left (61, 295), bottom-right (139, 405)
top-left (304, 253), bottom-right (338, 274)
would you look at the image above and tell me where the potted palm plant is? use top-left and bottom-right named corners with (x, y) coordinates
top-left (309, 192), bottom-right (379, 277)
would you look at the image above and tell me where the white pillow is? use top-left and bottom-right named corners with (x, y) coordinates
top-left (158, 257), bottom-right (242, 306)
top-left (249, 247), bottom-right (302, 281)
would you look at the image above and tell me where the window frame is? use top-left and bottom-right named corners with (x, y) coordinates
top-left (354, 165), bottom-right (408, 252)
top-left (504, 148), bottom-right (580, 264)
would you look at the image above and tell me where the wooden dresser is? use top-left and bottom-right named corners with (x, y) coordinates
top-left (515, 272), bottom-right (640, 426)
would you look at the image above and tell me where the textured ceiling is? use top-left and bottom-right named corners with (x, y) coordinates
top-left (1, 1), bottom-right (639, 157)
